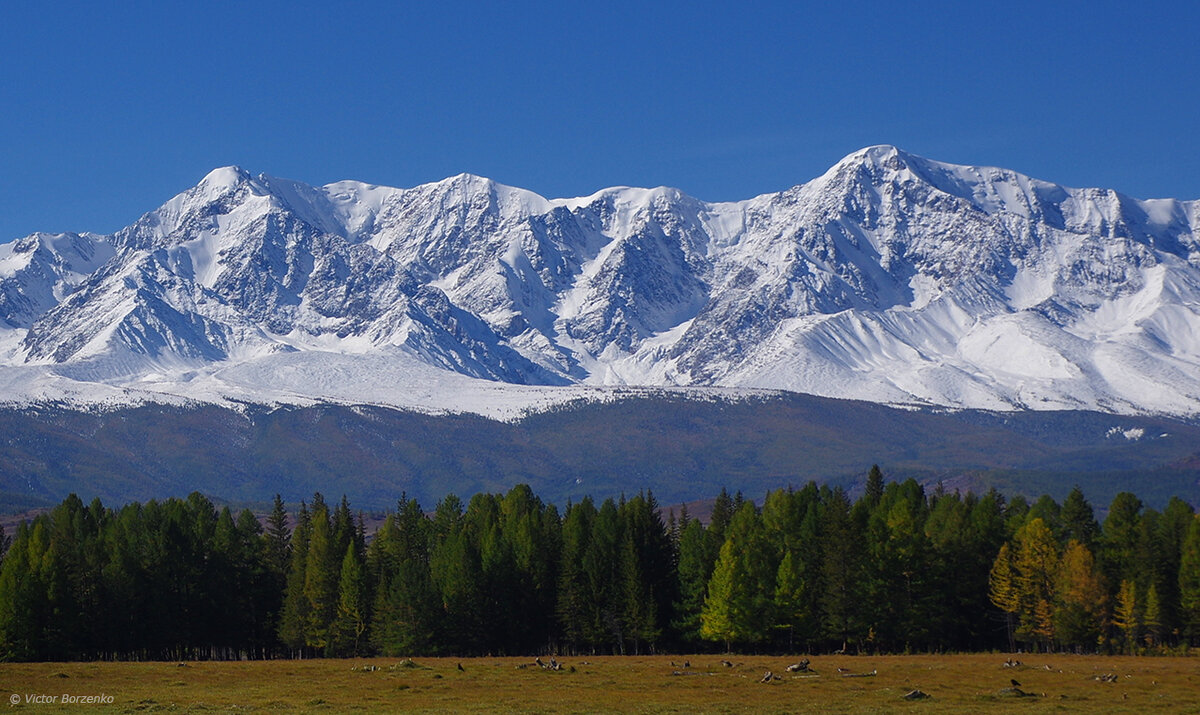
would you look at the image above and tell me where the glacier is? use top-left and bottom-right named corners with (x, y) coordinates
top-left (1, 145), bottom-right (1198, 418)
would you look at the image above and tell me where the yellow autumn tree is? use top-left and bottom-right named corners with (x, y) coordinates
top-left (1112, 579), bottom-right (1139, 654)
top-left (988, 542), bottom-right (1019, 651)
top-left (1053, 539), bottom-right (1107, 651)
top-left (1012, 518), bottom-right (1059, 651)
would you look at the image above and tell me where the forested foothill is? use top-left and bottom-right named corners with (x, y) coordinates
top-left (2, 468), bottom-right (1200, 662)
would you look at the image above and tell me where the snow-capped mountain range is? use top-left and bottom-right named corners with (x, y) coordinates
top-left (2, 146), bottom-right (1199, 417)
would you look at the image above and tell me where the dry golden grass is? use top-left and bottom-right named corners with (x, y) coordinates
top-left (0, 653), bottom-right (1197, 713)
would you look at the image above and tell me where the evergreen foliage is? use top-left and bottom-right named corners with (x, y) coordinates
top-left (0, 472), bottom-right (1197, 661)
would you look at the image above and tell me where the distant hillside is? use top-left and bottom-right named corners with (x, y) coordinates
top-left (1, 393), bottom-right (1197, 514)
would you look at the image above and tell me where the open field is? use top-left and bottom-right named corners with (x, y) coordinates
top-left (0, 654), bottom-right (1197, 713)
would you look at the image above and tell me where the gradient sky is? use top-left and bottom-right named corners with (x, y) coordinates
top-left (3, 0), bottom-right (1198, 241)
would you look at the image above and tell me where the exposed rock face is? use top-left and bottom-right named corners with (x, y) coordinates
top-left (2, 146), bottom-right (1199, 415)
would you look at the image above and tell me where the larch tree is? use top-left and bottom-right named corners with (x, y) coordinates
top-left (1012, 517), bottom-right (1059, 651)
top-left (988, 542), bottom-right (1019, 652)
top-left (700, 502), bottom-right (772, 651)
top-left (1112, 579), bottom-right (1140, 654)
top-left (1053, 539), bottom-right (1107, 651)
top-left (330, 543), bottom-right (368, 656)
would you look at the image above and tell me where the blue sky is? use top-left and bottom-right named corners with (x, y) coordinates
top-left (3, 0), bottom-right (1198, 240)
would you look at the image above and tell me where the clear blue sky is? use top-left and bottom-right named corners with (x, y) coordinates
top-left (3, 0), bottom-right (1198, 241)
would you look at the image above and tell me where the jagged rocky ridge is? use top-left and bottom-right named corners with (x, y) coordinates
top-left (1, 146), bottom-right (1198, 416)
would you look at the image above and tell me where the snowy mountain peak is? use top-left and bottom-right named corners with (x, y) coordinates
top-left (196, 165), bottom-right (255, 198)
top-left (2, 149), bottom-right (1199, 417)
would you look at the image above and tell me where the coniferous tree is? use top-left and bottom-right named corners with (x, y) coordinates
top-left (701, 503), bottom-right (772, 651)
top-left (1178, 516), bottom-right (1200, 644)
top-left (1005, 495), bottom-right (1031, 538)
top-left (1155, 498), bottom-right (1195, 642)
top-left (265, 494), bottom-right (291, 580)
top-left (1060, 487), bottom-right (1099, 548)
top-left (582, 498), bottom-right (625, 652)
top-left (303, 495), bottom-right (336, 652)
top-left (618, 492), bottom-right (673, 653)
top-left (557, 498), bottom-right (596, 652)
top-left (989, 542), bottom-right (1020, 652)
top-left (708, 489), bottom-right (734, 548)
top-left (1100, 493), bottom-right (1143, 595)
top-left (1012, 518), bottom-right (1059, 651)
top-left (863, 464), bottom-right (885, 508)
top-left (671, 517), bottom-right (708, 646)
top-left (0, 522), bottom-right (47, 660)
top-left (331, 543), bottom-right (369, 656)
top-left (372, 494), bottom-right (439, 655)
top-left (820, 486), bottom-right (863, 651)
top-left (1113, 579), bottom-right (1140, 653)
top-left (1143, 583), bottom-right (1162, 648)
top-left (277, 502), bottom-right (312, 653)
top-left (1053, 539), bottom-right (1107, 652)
top-left (926, 491), bottom-right (977, 650)
top-left (1027, 495), bottom-right (1063, 541)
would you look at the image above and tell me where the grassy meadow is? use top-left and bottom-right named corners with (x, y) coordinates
top-left (0, 654), bottom-right (1197, 713)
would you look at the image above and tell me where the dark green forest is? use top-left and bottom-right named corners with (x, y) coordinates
top-left (2, 470), bottom-right (1200, 661)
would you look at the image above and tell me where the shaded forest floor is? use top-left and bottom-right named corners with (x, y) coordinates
top-left (0, 653), bottom-right (1197, 713)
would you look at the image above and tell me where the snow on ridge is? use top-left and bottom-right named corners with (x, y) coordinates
top-left (2, 147), bottom-right (1200, 419)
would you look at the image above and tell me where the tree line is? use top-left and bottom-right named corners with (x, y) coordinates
top-left (2, 468), bottom-right (1199, 661)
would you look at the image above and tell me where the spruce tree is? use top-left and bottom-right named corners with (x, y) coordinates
top-left (265, 494), bottom-right (291, 579)
top-left (557, 498), bottom-right (595, 652)
top-left (820, 486), bottom-right (863, 650)
top-left (1060, 487), bottom-right (1099, 548)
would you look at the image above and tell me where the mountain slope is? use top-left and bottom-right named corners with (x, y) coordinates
top-left (2, 147), bottom-right (1198, 416)
top-left (2, 396), bottom-right (1197, 512)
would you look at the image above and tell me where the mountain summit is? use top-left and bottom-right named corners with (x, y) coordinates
top-left (2, 148), bottom-right (1198, 416)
